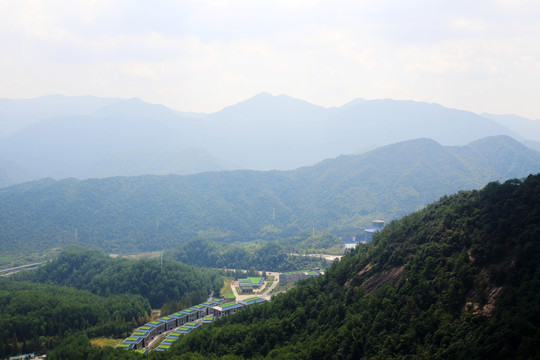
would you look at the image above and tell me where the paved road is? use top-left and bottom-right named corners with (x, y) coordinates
top-left (0, 262), bottom-right (44, 277)
top-left (289, 253), bottom-right (342, 261)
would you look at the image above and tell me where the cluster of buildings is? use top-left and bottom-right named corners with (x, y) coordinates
top-left (118, 295), bottom-right (266, 353)
top-left (341, 219), bottom-right (385, 250)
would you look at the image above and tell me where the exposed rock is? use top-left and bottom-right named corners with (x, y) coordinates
top-left (361, 266), bottom-right (404, 294)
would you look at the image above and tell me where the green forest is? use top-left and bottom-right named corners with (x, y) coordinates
top-left (0, 280), bottom-right (150, 358)
top-left (37, 173), bottom-right (540, 359)
top-left (16, 246), bottom-right (224, 309)
top-left (0, 247), bottom-right (226, 358)
top-left (168, 237), bottom-right (331, 272)
top-left (1, 135), bottom-right (538, 265)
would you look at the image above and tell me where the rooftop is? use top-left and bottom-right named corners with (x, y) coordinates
top-left (238, 277), bottom-right (264, 287)
top-left (214, 302), bottom-right (243, 311)
top-left (239, 297), bottom-right (265, 306)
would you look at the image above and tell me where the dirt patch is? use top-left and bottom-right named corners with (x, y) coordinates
top-left (90, 337), bottom-right (123, 348)
top-left (361, 266), bottom-right (404, 294)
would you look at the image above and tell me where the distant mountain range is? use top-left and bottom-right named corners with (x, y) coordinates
top-left (0, 93), bottom-right (537, 186)
top-left (1, 135), bottom-right (538, 257)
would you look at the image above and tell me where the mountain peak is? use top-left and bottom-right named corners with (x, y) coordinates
top-left (208, 92), bottom-right (325, 120)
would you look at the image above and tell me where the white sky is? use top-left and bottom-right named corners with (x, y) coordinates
top-left (1, 0), bottom-right (539, 118)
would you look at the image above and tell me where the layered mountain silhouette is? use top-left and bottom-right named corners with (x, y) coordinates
top-left (0, 93), bottom-right (533, 186)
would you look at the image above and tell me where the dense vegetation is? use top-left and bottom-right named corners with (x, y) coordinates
top-left (17, 246), bottom-right (223, 309)
top-left (168, 238), bottom-right (330, 272)
top-left (49, 173), bottom-right (540, 359)
top-left (1, 136), bottom-right (539, 266)
top-left (165, 174), bottom-right (540, 359)
top-left (0, 280), bottom-right (150, 358)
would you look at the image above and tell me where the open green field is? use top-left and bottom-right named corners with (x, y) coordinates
top-left (90, 337), bottom-right (123, 348)
top-left (220, 277), bottom-right (234, 296)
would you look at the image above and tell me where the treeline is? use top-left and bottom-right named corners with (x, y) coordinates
top-left (168, 238), bottom-right (329, 272)
top-left (0, 280), bottom-right (150, 358)
top-left (17, 246), bottom-right (224, 309)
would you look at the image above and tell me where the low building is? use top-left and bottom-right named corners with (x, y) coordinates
top-left (184, 322), bottom-right (201, 329)
top-left (180, 308), bottom-right (198, 322)
top-left (157, 316), bottom-right (177, 331)
top-left (238, 297), bottom-right (265, 307)
top-left (200, 301), bottom-right (215, 315)
top-left (155, 344), bottom-right (171, 352)
top-left (117, 343), bottom-right (134, 350)
top-left (168, 331), bottom-right (181, 339)
top-left (121, 336), bottom-right (145, 350)
top-left (145, 320), bottom-right (166, 335)
top-left (189, 304), bottom-right (207, 319)
top-left (238, 277), bottom-right (264, 293)
top-left (177, 326), bottom-right (192, 334)
top-left (170, 312), bottom-right (188, 327)
top-left (210, 297), bottom-right (226, 305)
top-left (202, 315), bottom-right (214, 324)
top-left (211, 302), bottom-right (243, 318)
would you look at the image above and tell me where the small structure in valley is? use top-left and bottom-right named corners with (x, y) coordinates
top-left (237, 277), bottom-right (264, 293)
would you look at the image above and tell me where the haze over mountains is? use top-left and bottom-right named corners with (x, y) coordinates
top-left (0, 93), bottom-right (537, 187)
top-left (1, 135), bottom-right (539, 258)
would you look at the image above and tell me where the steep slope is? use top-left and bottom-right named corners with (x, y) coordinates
top-left (168, 174), bottom-right (540, 359)
top-left (0, 136), bottom-right (539, 260)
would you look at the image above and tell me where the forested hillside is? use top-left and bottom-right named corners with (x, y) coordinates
top-left (1, 136), bottom-right (539, 263)
top-left (45, 173), bottom-right (540, 359)
top-left (165, 174), bottom-right (540, 359)
top-left (0, 280), bottom-right (150, 358)
top-left (17, 246), bottom-right (223, 309)
top-left (168, 238), bottom-right (330, 272)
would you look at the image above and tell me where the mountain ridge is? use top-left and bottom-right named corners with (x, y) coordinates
top-left (0, 93), bottom-right (534, 185)
top-left (1, 136), bottom-right (539, 260)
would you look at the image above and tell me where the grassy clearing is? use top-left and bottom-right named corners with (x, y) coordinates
top-left (90, 337), bottom-right (123, 348)
top-left (220, 277), bottom-right (234, 296)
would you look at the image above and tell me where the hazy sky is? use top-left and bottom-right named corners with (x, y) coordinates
top-left (1, 0), bottom-right (539, 118)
